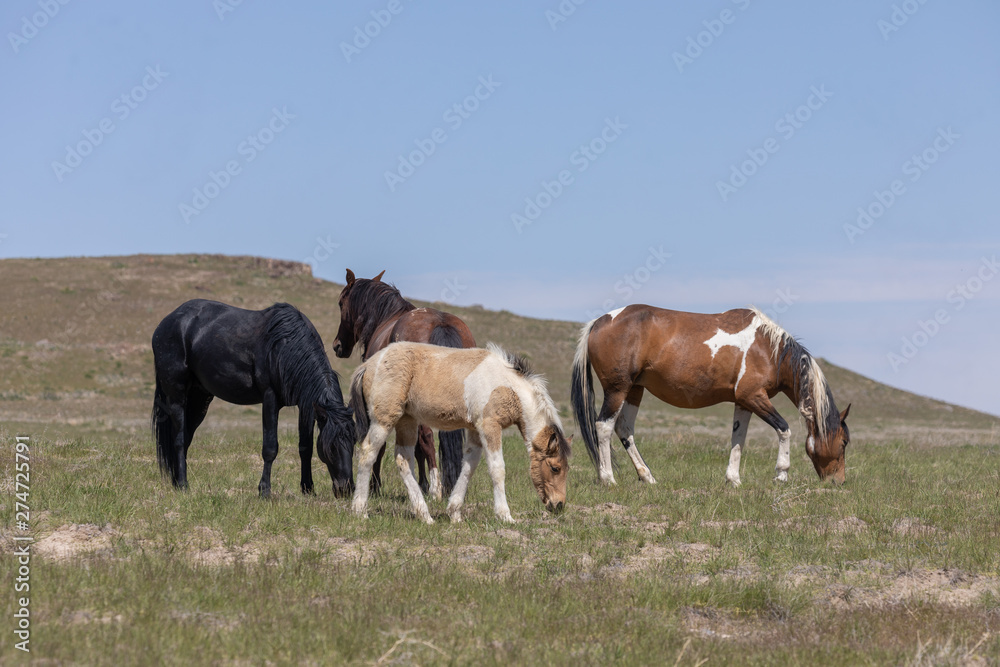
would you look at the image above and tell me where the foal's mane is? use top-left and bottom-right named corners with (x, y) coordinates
top-left (749, 307), bottom-right (838, 438)
top-left (345, 280), bottom-right (415, 358)
top-left (486, 343), bottom-right (568, 453)
top-left (263, 303), bottom-right (341, 408)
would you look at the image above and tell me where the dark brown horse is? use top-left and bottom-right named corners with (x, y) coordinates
top-left (572, 305), bottom-right (850, 486)
top-left (332, 269), bottom-right (476, 498)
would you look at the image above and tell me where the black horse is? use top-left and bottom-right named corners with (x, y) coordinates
top-left (151, 299), bottom-right (355, 497)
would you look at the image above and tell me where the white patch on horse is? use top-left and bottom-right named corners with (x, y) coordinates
top-left (704, 314), bottom-right (761, 392)
top-left (607, 307), bottom-right (626, 321)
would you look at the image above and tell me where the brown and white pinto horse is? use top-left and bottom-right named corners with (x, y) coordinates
top-left (572, 305), bottom-right (850, 486)
top-left (350, 342), bottom-right (571, 524)
top-left (332, 269), bottom-right (476, 499)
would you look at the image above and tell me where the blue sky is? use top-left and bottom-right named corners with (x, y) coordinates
top-left (2, 1), bottom-right (998, 416)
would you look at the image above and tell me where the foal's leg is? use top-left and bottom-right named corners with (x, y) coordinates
top-left (352, 423), bottom-right (390, 518)
top-left (726, 405), bottom-right (753, 487)
top-left (258, 390), bottom-right (280, 498)
top-left (743, 393), bottom-right (792, 482)
top-left (615, 385), bottom-right (656, 484)
top-left (419, 425), bottom-right (442, 500)
top-left (394, 418), bottom-right (434, 524)
top-left (447, 430), bottom-right (483, 523)
top-left (480, 421), bottom-right (514, 523)
top-left (595, 391), bottom-right (627, 485)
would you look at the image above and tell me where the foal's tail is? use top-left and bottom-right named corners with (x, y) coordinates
top-left (571, 318), bottom-right (601, 469)
top-left (349, 363), bottom-right (370, 442)
top-left (151, 375), bottom-right (178, 484)
top-left (429, 325), bottom-right (467, 494)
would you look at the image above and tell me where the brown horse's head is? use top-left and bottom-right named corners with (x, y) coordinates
top-left (529, 426), bottom-right (571, 513)
top-left (332, 268), bottom-right (384, 358)
top-left (806, 404), bottom-right (851, 484)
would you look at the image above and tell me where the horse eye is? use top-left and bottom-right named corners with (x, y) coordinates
top-left (550, 465), bottom-right (560, 474)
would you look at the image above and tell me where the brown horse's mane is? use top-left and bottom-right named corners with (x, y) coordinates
top-left (750, 307), bottom-right (838, 438)
top-left (346, 280), bottom-right (415, 357)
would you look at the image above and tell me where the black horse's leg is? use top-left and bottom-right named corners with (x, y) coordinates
top-left (169, 400), bottom-right (188, 489)
top-left (298, 407), bottom-right (315, 495)
top-left (259, 391), bottom-right (280, 498)
top-left (183, 388), bottom-right (213, 474)
top-left (370, 444), bottom-right (385, 496)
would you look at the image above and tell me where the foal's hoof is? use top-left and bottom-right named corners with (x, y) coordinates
top-left (774, 471), bottom-right (789, 483)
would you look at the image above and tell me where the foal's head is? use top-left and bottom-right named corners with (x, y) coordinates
top-left (529, 426), bottom-right (571, 513)
top-left (806, 404), bottom-right (851, 484)
top-left (332, 268), bottom-right (384, 358)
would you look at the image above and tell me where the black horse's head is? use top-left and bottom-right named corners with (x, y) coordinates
top-left (333, 268), bottom-right (384, 359)
top-left (314, 398), bottom-right (356, 497)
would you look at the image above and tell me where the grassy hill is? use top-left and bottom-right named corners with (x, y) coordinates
top-left (1, 253), bottom-right (997, 440)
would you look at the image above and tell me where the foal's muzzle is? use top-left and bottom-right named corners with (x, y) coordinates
top-left (546, 500), bottom-right (565, 514)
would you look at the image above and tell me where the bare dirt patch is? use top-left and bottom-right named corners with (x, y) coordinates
top-left (34, 523), bottom-right (119, 560)
top-left (828, 568), bottom-right (1000, 609)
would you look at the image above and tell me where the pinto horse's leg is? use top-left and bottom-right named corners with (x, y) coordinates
top-left (394, 418), bottom-right (434, 524)
top-left (742, 393), bottom-right (792, 482)
top-left (258, 390), bottom-right (280, 498)
top-left (370, 444), bottom-right (386, 497)
top-left (420, 425), bottom-right (442, 500)
top-left (615, 386), bottom-right (656, 484)
top-left (595, 392), bottom-right (627, 485)
top-left (726, 406), bottom-right (753, 487)
top-left (353, 423), bottom-right (389, 518)
top-left (447, 430), bottom-right (483, 523)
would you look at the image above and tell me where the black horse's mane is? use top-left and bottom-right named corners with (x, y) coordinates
top-left (263, 303), bottom-right (343, 408)
top-left (346, 280), bottom-right (415, 357)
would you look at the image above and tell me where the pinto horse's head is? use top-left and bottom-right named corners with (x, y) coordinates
top-left (332, 268), bottom-right (384, 358)
top-left (529, 426), bottom-right (571, 513)
top-left (314, 399), bottom-right (356, 497)
top-left (806, 404), bottom-right (851, 484)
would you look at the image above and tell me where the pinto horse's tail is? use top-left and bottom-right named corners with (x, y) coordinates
top-left (349, 363), bottom-right (370, 442)
top-left (429, 326), bottom-right (466, 494)
top-left (571, 318), bottom-right (602, 470)
top-left (151, 375), bottom-right (179, 485)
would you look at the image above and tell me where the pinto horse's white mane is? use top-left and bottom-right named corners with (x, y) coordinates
top-left (486, 343), bottom-right (564, 432)
top-left (749, 307), bottom-right (833, 438)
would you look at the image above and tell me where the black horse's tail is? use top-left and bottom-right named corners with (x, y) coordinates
top-left (430, 326), bottom-right (466, 494)
top-left (349, 364), bottom-right (370, 442)
top-left (152, 375), bottom-right (178, 484)
top-left (571, 318), bottom-right (601, 469)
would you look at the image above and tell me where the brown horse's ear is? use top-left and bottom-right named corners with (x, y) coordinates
top-left (373, 270), bottom-right (385, 282)
top-left (840, 403), bottom-right (851, 422)
top-left (345, 269), bottom-right (356, 285)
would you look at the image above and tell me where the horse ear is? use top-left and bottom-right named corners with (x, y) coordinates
top-left (345, 269), bottom-right (356, 285)
top-left (840, 403), bottom-right (851, 422)
top-left (373, 270), bottom-right (385, 282)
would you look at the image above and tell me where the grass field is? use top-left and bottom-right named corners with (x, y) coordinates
top-left (2, 254), bottom-right (1000, 664)
top-left (2, 423), bottom-right (999, 665)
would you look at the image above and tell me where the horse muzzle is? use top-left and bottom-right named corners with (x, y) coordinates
top-left (546, 500), bottom-right (565, 514)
